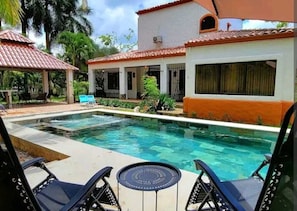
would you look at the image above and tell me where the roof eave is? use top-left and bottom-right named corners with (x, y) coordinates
top-left (136, 0), bottom-right (192, 15)
top-left (88, 52), bottom-right (186, 65)
top-left (185, 31), bottom-right (295, 47)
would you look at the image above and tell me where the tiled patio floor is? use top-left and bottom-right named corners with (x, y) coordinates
top-left (2, 102), bottom-right (88, 117)
top-left (2, 101), bottom-right (184, 118)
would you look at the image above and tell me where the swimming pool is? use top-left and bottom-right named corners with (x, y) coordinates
top-left (21, 112), bottom-right (277, 181)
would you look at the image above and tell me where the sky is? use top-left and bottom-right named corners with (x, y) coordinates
top-left (28, 0), bottom-right (292, 50)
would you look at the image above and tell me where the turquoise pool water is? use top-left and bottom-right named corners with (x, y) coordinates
top-left (24, 113), bottom-right (276, 180)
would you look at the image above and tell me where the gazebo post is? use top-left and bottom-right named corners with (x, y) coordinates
top-left (66, 69), bottom-right (74, 104)
top-left (42, 70), bottom-right (49, 96)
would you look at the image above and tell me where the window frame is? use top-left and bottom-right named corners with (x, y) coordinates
top-left (194, 60), bottom-right (277, 96)
top-left (107, 72), bottom-right (119, 90)
top-left (199, 14), bottom-right (218, 33)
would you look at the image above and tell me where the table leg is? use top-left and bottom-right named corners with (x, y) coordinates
top-left (155, 190), bottom-right (158, 211)
top-left (117, 182), bottom-right (120, 202)
top-left (142, 191), bottom-right (144, 211)
top-left (176, 183), bottom-right (179, 211)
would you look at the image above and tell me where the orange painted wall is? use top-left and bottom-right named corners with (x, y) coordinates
top-left (183, 97), bottom-right (293, 126)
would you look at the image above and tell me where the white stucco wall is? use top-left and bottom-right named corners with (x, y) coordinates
top-left (185, 38), bottom-right (295, 102)
top-left (137, 2), bottom-right (209, 50)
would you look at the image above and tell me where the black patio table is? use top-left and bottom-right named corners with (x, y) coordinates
top-left (117, 161), bottom-right (181, 211)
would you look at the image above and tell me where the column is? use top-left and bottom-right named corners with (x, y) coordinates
top-left (160, 62), bottom-right (168, 94)
top-left (66, 69), bottom-right (74, 104)
top-left (88, 68), bottom-right (96, 94)
top-left (119, 67), bottom-right (126, 99)
top-left (42, 70), bottom-right (49, 94)
top-left (6, 91), bottom-right (13, 109)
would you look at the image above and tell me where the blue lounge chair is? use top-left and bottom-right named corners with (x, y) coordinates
top-left (79, 94), bottom-right (88, 104)
top-left (0, 117), bottom-right (121, 210)
top-left (87, 95), bottom-right (96, 106)
top-left (186, 103), bottom-right (296, 211)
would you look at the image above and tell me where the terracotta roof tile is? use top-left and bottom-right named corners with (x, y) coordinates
top-left (0, 30), bottom-right (78, 70)
top-left (136, 0), bottom-right (192, 15)
top-left (88, 46), bottom-right (186, 64)
top-left (0, 30), bottom-right (34, 44)
top-left (185, 28), bottom-right (295, 47)
top-left (88, 28), bottom-right (294, 65)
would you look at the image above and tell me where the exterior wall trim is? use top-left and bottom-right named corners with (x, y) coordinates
top-left (185, 31), bottom-right (294, 47)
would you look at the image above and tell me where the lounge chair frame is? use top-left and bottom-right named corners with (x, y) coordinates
top-left (186, 103), bottom-right (296, 211)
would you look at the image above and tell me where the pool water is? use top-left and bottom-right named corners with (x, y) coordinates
top-left (25, 113), bottom-right (275, 181)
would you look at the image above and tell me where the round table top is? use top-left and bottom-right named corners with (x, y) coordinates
top-left (117, 162), bottom-right (181, 191)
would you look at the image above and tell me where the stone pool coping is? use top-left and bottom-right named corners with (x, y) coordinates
top-left (3, 107), bottom-right (282, 211)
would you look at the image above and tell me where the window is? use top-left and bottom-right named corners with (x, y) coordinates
top-left (127, 72), bottom-right (132, 90)
top-left (195, 60), bottom-right (276, 96)
top-left (108, 72), bottom-right (119, 89)
top-left (179, 69), bottom-right (185, 91)
top-left (147, 66), bottom-right (160, 89)
top-left (200, 14), bottom-right (218, 33)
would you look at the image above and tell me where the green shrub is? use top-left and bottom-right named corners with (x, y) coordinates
top-left (140, 75), bottom-right (175, 112)
top-left (157, 93), bottom-right (176, 111)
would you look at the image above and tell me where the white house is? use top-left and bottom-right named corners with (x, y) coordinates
top-left (87, 0), bottom-right (295, 125)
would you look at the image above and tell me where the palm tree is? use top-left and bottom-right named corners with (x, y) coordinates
top-left (20, 0), bottom-right (92, 52)
top-left (49, 0), bottom-right (93, 49)
top-left (57, 31), bottom-right (95, 70)
top-left (0, 0), bottom-right (22, 27)
top-left (81, 0), bottom-right (88, 12)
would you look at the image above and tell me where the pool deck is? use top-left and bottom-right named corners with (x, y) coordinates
top-left (1, 102), bottom-right (281, 211)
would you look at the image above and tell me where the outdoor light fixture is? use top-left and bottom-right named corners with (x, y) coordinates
top-left (144, 66), bottom-right (149, 73)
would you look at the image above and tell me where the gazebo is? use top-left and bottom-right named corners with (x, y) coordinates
top-left (0, 30), bottom-right (78, 108)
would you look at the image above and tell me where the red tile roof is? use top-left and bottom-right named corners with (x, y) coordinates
top-left (0, 30), bottom-right (34, 44)
top-left (185, 28), bottom-right (295, 47)
top-left (88, 28), bottom-right (294, 65)
top-left (136, 0), bottom-right (192, 15)
top-left (88, 46), bottom-right (186, 64)
top-left (0, 30), bottom-right (78, 71)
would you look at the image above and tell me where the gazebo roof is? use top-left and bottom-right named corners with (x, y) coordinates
top-left (0, 30), bottom-right (78, 71)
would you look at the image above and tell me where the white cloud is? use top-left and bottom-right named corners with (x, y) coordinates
top-left (88, 0), bottom-right (174, 43)
top-left (24, 0), bottom-right (175, 47)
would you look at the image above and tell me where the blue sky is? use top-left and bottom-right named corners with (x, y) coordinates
top-left (87, 0), bottom-right (291, 39)
top-left (28, 0), bottom-right (291, 50)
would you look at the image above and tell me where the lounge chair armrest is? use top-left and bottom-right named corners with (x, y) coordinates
top-left (61, 166), bottom-right (113, 211)
top-left (264, 153), bottom-right (272, 162)
top-left (22, 157), bottom-right (58, 185)
top-left (194, 160), bottom-right (246, 211)
top-left (21, 157), bottom-right (46, 169)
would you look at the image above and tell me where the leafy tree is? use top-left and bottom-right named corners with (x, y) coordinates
top-left (98, 28), bottom-right (137, 54)
top-left (73, 80), bottom-right (89, 101)
top-left (140, 75), bottom-right (160, 112)
top-left (93, 46), bottom-right (119, 57)
top-left (0, 0), bottom-right (22, 27)
top-left (140, 75), bottom-right (176, 112)
top-left (20, 0), bottom-right (92, 52)
top-left (276, 22), bottom-right (288, 28)
top-left (57, 31), bottom-right (96, 70)
top-left (142, 75), bottom-right (160, 99)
